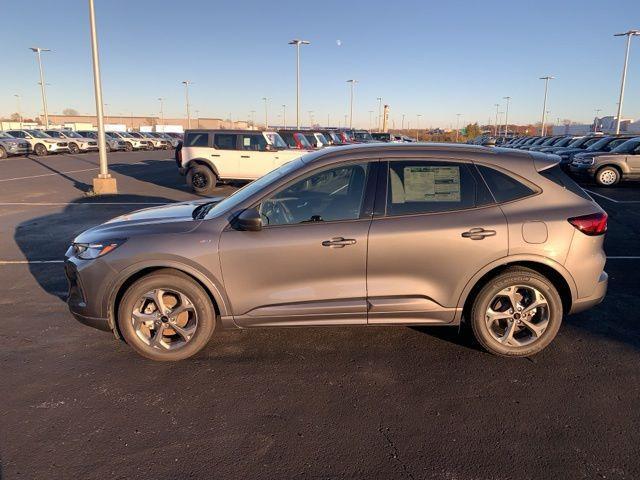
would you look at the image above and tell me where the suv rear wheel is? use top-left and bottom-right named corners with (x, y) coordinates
top-left (0, 146), bottom-right (7, 159)
top-left (117, 270), bottom-right (216, 361)
top-left (469, 267), bottom-right (562, 357)
top-left (595, 166), bottom-right (620, 187)
top-left (124, 142), bottom-right (133, 152)
top-left (187, 164), bottom-right (218, 195)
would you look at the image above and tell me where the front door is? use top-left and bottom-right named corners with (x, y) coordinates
top-left (366, 159), bottom-right (508, 324)
top-left (219, 161), bottom-right (375, 327)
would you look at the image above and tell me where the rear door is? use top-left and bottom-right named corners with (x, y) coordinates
top-left (366, 158), bottom-right (508, 324)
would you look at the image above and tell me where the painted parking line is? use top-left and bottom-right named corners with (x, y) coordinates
top-left (585, 189), bottom-right (640, 204)
top-left (0, 159), bottom-right (175, 183)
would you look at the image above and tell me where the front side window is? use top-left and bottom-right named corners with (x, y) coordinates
top-left (240, 133), bottom-right (267, 151)
top-left (213, 134), bottom-right (237, 150)
top-left (46, 131), bottom-right (63, 138)
top-left (28, 130), bottom-right (50, 139)
top-left (259, 162), bottom-right (370, 226)
top-left (264, 133), bottom-right (287, 149)
top-left (8, 131), bottom-right (25, 138)
top-left (386, 161), bottom-right (477, 215)
top-left (184, 132), bottom-right (210, 148)
top-left (477, 165), bottom-right (536, 203)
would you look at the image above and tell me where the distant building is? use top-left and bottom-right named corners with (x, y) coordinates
top-left (43, 114), bottom-right (250, 131)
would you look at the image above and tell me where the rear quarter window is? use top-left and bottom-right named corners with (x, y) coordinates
top-left (184, 132), bottom-right (209, 147)
top-left (477, 165), bottom-right (537, 203)
top-left (539, 164), bottom-right (592, 200)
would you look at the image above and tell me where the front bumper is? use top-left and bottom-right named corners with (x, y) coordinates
top-left (569, 271), bottom-right (608, 315)
top-left (6, 146), bottom-right (30, 156)
top-left (569, 163), bottom-right (595, 178)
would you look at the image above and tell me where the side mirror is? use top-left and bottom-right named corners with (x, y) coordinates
top-left (232, 207), bottom-right (262, 231)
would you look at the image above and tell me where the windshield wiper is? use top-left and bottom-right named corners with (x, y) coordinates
top-left (192, 201), bottom-right (219, 220)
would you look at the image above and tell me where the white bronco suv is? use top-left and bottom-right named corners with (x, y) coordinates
top-left (177, 129), bottom-right (309, 194)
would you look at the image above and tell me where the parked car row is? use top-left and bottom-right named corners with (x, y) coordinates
top-left (501, 134), bottom-right (640, 186)
top-left (0, 128), bottom-right (184, 158)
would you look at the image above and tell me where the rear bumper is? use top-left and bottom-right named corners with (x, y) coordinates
top-left (569, 271), bottom-right (608, 315)
top-left (70, 311), bottom-right (111, 332)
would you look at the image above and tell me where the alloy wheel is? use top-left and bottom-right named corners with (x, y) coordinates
top-left (192, 172), bottom-right (208, 189)
top-left (485, 285), bottom-right (549, 347)
top-left (598, 169), bottom-right (618, 186)
top-left (131, 288), bottom-right (198, 350)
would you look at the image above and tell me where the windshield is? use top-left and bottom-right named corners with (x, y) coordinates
top-left (294, 133), bottom-right (313, 148)
top-left (118, 132), bottom-right (134, 138)
top-left (264, 132), bottom-right (288, 149)
top-left (46, 131), bottom-right (63, 138)
top-left (553, 137), bottom-right (575, 148)
top-left (612, 138), bottom-right (640, 154)
top-left (65, 131), bottom-right (84, 138)
top-left (0, 132), bottom-right (15, 139)
top-left (541, 137), bottom-right (560, 146)
top-left (314, 133), bottom-right (330, 146)
top-left (205, 158), bottom-right (305, 218)
top-left (567, 137), bottom-right (587, 148)
top-left (354, 131), bottom-right (373, 141)
top-left (28, 130), bottom-right (52, 139)
top-left (329, 132), bottom-right (343, 143)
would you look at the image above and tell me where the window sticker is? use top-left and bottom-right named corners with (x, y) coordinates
top-left (243, 137), bottom-right (251, 147)
top-left (402, 166), bottom-right (461, 202)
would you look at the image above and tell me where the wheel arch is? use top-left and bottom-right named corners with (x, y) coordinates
top-left (185, 158), bottom-right (220, 178)
top-left (596, 162), bottom-right (626, 175)
top-left (108, 263), bottom-right (229, 340)
top-left (456, 256), bottom-right (576, 324)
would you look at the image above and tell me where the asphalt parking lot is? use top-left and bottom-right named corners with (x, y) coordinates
top-left (1, 151), bottom-right (639, 479)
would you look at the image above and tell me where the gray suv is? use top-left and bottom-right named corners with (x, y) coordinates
top-left (65, 144), bottom-right (608, 361)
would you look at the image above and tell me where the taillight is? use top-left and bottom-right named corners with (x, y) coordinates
top-left (568, 212), bottom-right (608, 236)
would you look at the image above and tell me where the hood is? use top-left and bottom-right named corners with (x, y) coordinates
top-left (73, 197), bottom-right (223, 244)
top-left (574, 151), bottom-right (619, 160)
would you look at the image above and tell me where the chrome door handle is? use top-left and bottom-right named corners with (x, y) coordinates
top-left (461, 228), bottom-right (496, 240)
top-left (322, 237), bottom-right (357, 248)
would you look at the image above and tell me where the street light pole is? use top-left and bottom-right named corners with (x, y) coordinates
top-left (416, 114), bottom-right (422, 141)
top-left (14, 94), bottom-right (22, 128)
top-left (614, 30), bottom-right (639, 134)
top-left (288, 39), bottom-right (310, 130)
top-left (282, 104), bottom-right (286, 129)
top-left (455, 113), bottom-right (461, 142)
top-left (250, 110), bottom-right (256, 129)
top-left (347, 80), bottom-right (357, 129)
top-left (594, 108), bottom-right (602, 132)
top-left (87, 0), bottom-right (116, 194)
top-left (29, 47), bottom-right (51, 128)
top-left (158, 97), bottom-right (164, 130)
top-left (182, 81), bottom-right (192, 128)
top-left (262, 97), bottom-right (269, 129)
top-left (308, 110), bottom-right (314, 127)
top-left (377, 97), bottom-right (383, 131)
top-left (494, 103), bottom-right (500, 136)
top-left (539, 76), bottom-right (554, 135)
top-left (503, 96), bottom-right (511, 136)
top-left (401, 113), bottom-right (405, 130)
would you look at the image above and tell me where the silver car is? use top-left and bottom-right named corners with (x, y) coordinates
top-left (0, 131), bottom-right (30, 158)
top-left (65, 144), bottom-right (608, 361)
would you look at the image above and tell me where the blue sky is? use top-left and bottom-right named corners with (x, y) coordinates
top-left (1, 0), bottom-right (639, 128)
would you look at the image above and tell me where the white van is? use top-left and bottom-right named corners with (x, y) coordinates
top-left (177, 129), bottom-right (309, 194)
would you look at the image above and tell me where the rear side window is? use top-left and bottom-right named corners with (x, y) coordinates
top-left (539, 165), bottom-right (592, 200)
top-left (386, 160), bottom-right (479, 215)
top-left (184, 132), bottom-right (209, 147)
top-left (477, 165), bottom-right (536, 203)
top-left (213, 134), bottom-right (237, 150)
top-left (240, 133), bottom-right (267, 151)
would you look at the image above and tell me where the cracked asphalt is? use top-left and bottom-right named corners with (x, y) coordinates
top-left (1, 150), bottom-right (639, 479)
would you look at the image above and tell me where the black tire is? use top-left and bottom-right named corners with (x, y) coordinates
top-left (69, 142), bottom-right (80, 154)
top-left (124, 142), bottom-right (133, 152)
top-left (34, 143), bottom-right (48, 156)
top-left (187, 164), bottom-right (218, 195)
top-left (105, 144), bottom-right (111, 153)
top-left (595, 166), bottom-right (620, 187)
top-left (117, 270), bottom-right (216, 361)
top-left (469, 267), bottom-right (563, 357)
top-left (0, 146), bottom-right (7, 159)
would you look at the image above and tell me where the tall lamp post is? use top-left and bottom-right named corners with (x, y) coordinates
top-left (87, 0), bottom-right (116, 194)
top-left (416, 114), bottom-right (422, 141)
top-left (594, 108), bottom-right (602, 132)
top-left (158, 97), bottom-right (165, 130)
top-left (347, 80), bottom-right (357, 129)
top-left (307, 110), bottom-right (314, 127)
top-left (282, 104), bottom-right (287, 129)
top-left (14, 94), bottom-right (22, 128)
top-left (182, 81), bottom-right (192, 128)
top-left (288, 39), bottom-right (310, 129)
top-left (493, 103), bottom-right (500, 136)
top-left (29, 47), bottom-right (51, 128)
top-left (262, 97), bottom-right (269, 128)
top-left (455, 113), bottom-right (462, 142)
top-left (250, 110), bottom-right (256, 129)
top-left (613, 30), bottom-right (639, 134)
top-left (401, 113), bottom-right (405, 130)
top-left (377, 97), bottom-right (383, 131)
top-left (503, 96), bottom-right (511, 136)
top-left (539, 76), bottom-right (554, 135)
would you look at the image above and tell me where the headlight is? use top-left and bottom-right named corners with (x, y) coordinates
top-left (73, 239), bottom-right (125, 259)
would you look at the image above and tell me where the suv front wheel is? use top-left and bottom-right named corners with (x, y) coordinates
top-left (595, 166), bottom-right (620, 187)
top-left (469, 267), bottom-right (562, 357)
top-left (117, 270), bottom-right (216, 361)
top-left (187, 164), bottom-right (218, 195)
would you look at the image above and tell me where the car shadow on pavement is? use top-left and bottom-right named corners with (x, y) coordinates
top-left (14, 194), bottom-right (177, 302)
